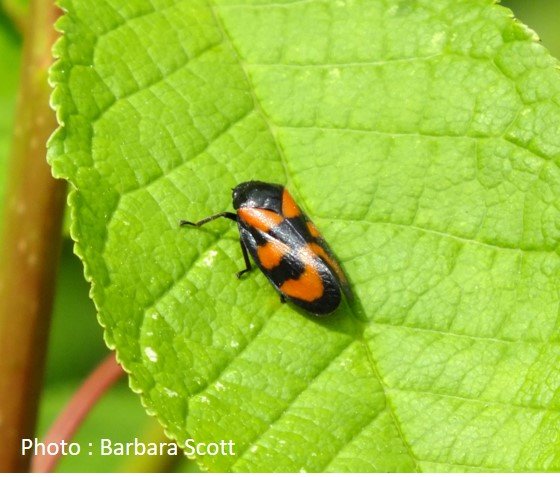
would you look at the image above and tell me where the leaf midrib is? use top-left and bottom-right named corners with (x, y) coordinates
top-left (206, 0), bottom-right (419, 470)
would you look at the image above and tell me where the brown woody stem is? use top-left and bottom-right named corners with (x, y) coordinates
top-left (0, 0), bottom-right (65, 471)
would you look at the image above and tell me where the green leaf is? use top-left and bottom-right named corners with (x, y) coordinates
top-left (49, 0), bottom-right (560, 471)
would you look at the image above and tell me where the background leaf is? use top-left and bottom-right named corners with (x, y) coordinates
top-left (49, 0), bottom-right (560, 472)
top-left (0, 9), bottom-right (20, 229)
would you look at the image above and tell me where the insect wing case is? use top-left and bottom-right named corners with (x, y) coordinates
top-left (233, 182), bottom-right (343, 315)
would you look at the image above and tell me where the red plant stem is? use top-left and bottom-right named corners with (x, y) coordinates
top-left (31, 353), bottom-right (125, 473)
top-left (0, 0), bottom-right (65, 471)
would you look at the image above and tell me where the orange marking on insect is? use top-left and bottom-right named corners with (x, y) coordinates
top-left (281, 189), bottom-right (301, 218)
top-left (280, 264), bottom-right (324, 301)
top-left (309, 243), bottom-right (347, 283)
top-left (257, 240), bottom-right (289, 270)
top-left (238, 207), bottom-right (283, 232)
top-left (306, 220), bottom-right (321, 238)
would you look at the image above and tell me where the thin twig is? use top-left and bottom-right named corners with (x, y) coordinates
top-left (31, 353), bottom-right (125, 473)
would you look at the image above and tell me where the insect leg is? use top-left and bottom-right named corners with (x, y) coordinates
top-left (180, 212), bottom-right (237, 227)
top-left (236, 239), bottom-right (253, 278)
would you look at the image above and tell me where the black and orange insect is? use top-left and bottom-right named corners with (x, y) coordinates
top-left (180, 181), bottom-right (350, 315)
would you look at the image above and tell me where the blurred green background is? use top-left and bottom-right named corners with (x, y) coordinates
top-left (0, 0), bottom-right (558, 472)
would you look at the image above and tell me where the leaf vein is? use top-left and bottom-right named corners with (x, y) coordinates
top-left (91, 40), bottom-right (221, 126)
top-left (322, 216), bottom-right (559, 255)
top-left (230, 339), bottom-right (354, 470)
top-left (390, 386), bottom-right (559, 414)
top-left (371, 320), bottom-right (560, 346)
top-left (359, 338), bottom-right (420, 470)
top-left (117, 107), bottom-right (254, 199)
